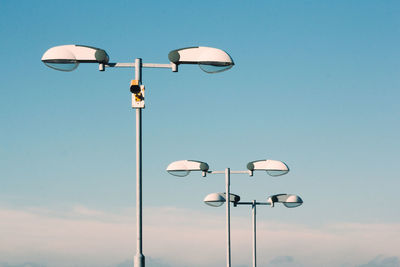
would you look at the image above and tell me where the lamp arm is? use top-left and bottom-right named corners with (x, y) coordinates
top-left (104, 62), bottom-right (178, 72)
top-left (235, 202), bottom-right (271, 206)
top-left (235, 202), bottom-right (253, 205)
top-left (208, 170), bottom-right (224, 174)
top-left (207, 170), bottom-right (252, 176)
top-left (230, 170), bottom-right (253, 176)
top-left (257, 202), bottom-right (271, 206)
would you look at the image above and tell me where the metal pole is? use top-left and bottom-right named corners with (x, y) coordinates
top-left (225, 168), bottom-right (231, 267)
top-left (252, 200), bottom-right (257, 267)
top-left (134, 58), bottom-right (145, 267)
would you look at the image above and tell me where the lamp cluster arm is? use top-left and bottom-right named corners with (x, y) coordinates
top-left (104, 62), bottom-right (178, 72)
top-left (208, 170), bottom-right (252, 175)
top-left (235, 201), bottom-right (270, 206)
top-left (41, 45), bottom-right (233, 73)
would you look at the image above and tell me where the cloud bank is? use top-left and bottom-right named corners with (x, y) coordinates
top-left (0, 206), bottom-right (399, 267)
top-left (357, 255), bottom-right (400, 267)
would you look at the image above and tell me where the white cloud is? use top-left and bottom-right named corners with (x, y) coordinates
top-left (0, 205), bottom-right (399, 267)
top-left (270, 255), bottom-right (294, 264)
top-left (267, 255), bottom-right (304, 267)
top-left (0, 263), bottom-right (45, 267)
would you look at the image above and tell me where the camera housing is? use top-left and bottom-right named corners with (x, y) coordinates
top-left (130, 80), bottom-right (141, 94)
top-left (131, 80), bottom-right (145, 109)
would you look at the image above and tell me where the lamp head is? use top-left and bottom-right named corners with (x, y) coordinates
top-left (267, 194), bottom-right (303, 208)
top-left (283, 194), bottom-right (303, 208)
top-left (166, 160), bottom-right (209, 177)
top-left (204, 192), bottom-right (241, 207)
top-left (41, 45), bottom-right (109, 71)
top-left (247, 159), bottom-right (289, 176)
top-left (168, 46), bottom-right (234, 73)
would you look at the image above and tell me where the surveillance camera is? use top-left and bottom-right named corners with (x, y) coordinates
top-left (130, 80), bottom-right (141, 94)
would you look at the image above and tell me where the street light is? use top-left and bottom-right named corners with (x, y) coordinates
top-left (203, 192), bottom-right (241, 207)
top-left (267, 193), bottom-right (303, 208)
top-left (204, 193), bottom-right (303, 267)
top-left (166, 159), bottom-right (209, 177)
top-left (168, 46), bottom-right (234, 73)
top-left (41, 44), bottom-right (234, 267)
top-left (166, 159), bottom-right (289, 267)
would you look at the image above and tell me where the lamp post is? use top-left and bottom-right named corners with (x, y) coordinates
top-left (204, 192), bottom-right (303, 267)
top-left (41, 45), bottom-right (234, 267)
top-left (166, 159), bottom-right (289, 267)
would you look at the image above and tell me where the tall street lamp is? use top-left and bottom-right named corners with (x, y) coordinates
top-left (41, 44), bottom-right (234, 267)
top-left (204, 192), bottom-right (303, 267)
top-left (166, 159), bottom-right (289, 267)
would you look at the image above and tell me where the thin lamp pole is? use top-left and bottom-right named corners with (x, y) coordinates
top-left (252, 200), bottom-right (257, 267)
top-left (226, 168), bottom-right (231, 267)
top-left (134, 58), bottom-right (145, 267)
top-left (208, 169), bottom-right (248, 267)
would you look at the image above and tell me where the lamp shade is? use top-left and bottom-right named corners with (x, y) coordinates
top-left (247, 159), bottom-right (289, 176)
top-left (204, 192), bottom-right (241, 207)
top-left (267, 194), bottom-right (303, 208)
top-left (41, 44), bottom-right (109, 71)
top-left (283, 195), bottom-right (303, 208)
top-left (168, 46), bottom-right (234, 73)
top-left (166, 160), bottom-right (209, 177)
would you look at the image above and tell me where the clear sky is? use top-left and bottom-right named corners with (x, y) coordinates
top-left (1, 1), bottom-right (399, 266)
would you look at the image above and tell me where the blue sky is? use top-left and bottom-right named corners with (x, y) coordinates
top-left (1, 1), bottom-right (399, 266)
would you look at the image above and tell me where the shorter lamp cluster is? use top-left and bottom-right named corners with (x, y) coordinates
top-left (166, 159), bottom-right (303, 267)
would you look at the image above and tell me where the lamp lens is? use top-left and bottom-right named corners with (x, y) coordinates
top-left (44, 62), bottom-right (79, 72)
top-left (205, 201), bottom-right (224, 207)
top-left (199, 63), bottom-right (233, 73)
top-left (167, 170), bottom-right (190, 177)
top-left (267, 170), bottom-right (289, 176)
top-left (283, 202), bottom-right (302, 208)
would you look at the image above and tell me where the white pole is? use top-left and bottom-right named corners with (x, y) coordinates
top-left (252, 200), bottom-right (257, 267)
top-left (225, 168), bottom-right (231, 267)
top-left (134, 58), bottom-right (145, 267)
